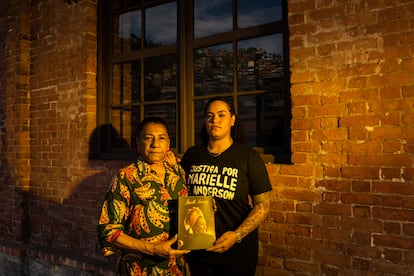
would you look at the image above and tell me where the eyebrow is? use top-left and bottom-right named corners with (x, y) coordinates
top-left (141, 132), bottom-right (169, 137)
top-left (206, 110), bottom-right (229, 114)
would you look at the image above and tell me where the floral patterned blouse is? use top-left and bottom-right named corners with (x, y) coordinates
top-left (98, 157), bottom-right (188, 275)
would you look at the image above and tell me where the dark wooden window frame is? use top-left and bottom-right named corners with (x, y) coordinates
top-left (97, 0), bottom-right (291, 163)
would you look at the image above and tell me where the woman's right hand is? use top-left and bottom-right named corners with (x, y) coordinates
top-left (151, 235), bottom-right (190, 258)
top-left (114, 232), bottom-right (190, 258)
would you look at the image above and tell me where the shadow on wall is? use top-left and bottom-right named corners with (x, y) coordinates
top-left (23, 125), bottom-right (137, 274)
top-left (88, 123), bottom-right (132, 160)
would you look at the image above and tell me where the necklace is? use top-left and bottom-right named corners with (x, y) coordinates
top-left (207, 139), bottom-right (233, 157)
top-left (208, 150), bottom-right (222, 157)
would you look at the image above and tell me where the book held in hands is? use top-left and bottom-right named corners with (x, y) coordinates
top-left (177, 195), bottom-right (216, 250)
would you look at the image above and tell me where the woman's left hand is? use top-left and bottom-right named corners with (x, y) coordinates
top-left (206, 231), bottom-right (238, 253)
top-left (165, 151), bottom-right (180, 165)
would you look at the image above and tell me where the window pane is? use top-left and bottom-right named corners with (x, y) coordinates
top-left (194, 44), bottom-right (233, 96)
top-left (145, 2), bottom-right (177, 47)
top-left (193, 99), bottom-right (209, 145)
top-left (112, 62), bottom-right (141, 106)
top-left (114, 10), bottom-right (141, 53)
top-left (144, 55), bottom-right (177, 101)
top-left (110, 107), bottom-right (136, 148)
top-left (144, 104), bottom-right (177, 148)
top-left (237, 0), bottom-right (283, 28)
top-left (194, 0), bottom-right (232, 38)
top-left (237, 34), bottom-right (284, 91)
top-left (238, 93), bottom-right (284, 159)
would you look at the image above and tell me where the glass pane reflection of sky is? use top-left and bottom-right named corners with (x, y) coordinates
top-left (194, 0), bottom-right (282, 38)
top-left (118, 2), bottom-right (177, 46)
top-left (238, 0), bottom-right (282, 28)
top-left (146, 2), bottom-right (177, 45)
top-left (117, 0), bottom-right (282, 47)
top-left (194, 0), bottom-right (232, 38)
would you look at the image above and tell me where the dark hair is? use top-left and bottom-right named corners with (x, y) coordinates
top-left (136, 117), bottom-right (169, 139)
top-left (200, 96), bottom-right (248, 145)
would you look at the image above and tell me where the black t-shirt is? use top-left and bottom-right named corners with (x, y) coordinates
top-left (181, 143), bottom-right (272, 263)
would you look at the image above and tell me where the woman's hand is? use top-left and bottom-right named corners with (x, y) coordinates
top-left (206, 191), bottom-right (271, 253)
top-left (152, 235), bottom-right (190, 258)
top-left (206, 231), bottom-right (238, 253)
top-left (164, 151), bottom-right (181, 165)
top-left (114, 232), bottom-right (190, 258)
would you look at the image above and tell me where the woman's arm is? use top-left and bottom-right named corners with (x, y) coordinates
top-left (234, 191), bottom-right (271, 240)
top-left (113, 232), bottom-right (190, 258)
top-left (207, 190), bottom-right (271, 253)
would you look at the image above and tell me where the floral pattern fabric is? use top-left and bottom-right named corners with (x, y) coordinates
top-left (98, 157), bottom-right (188, 275)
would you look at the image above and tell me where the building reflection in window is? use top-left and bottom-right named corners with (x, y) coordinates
top-left (194, 44), bottom-right (233, 96)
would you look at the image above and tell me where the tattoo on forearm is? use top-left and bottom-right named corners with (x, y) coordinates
top-left (237, 191), bottom-right (271, 238)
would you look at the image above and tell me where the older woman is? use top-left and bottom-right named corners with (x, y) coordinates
top-left (98, 117), bottom-right (189, 275)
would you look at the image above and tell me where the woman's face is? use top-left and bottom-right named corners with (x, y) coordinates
top-left (193, 216), bottom-right (207, 233)
top-left (205, 100), bottom-right (235, 141)
top-left (137, 122), bottom-right (170, 164)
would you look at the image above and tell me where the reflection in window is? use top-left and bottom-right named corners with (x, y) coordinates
top-left (114, 10), bottom-right (141, 53)
top-left (238, 0), bottom-right (283, 28)
top-left (146, 2), bottom-right (177, 47)
top-left (110, 106), bottom-right (135, 149)
top-left (194, 44), bottom-right (233, 96)
top-left (237, 34), bottom-right (284, 91)
top-left (194, 99), bottom-right (209, 145)
top-left (238, 93), bottom-right (285, 154)
top-left (194, 0), bottom-right (232, 38)
top-left (144, 55), bottom-right (177, 101)
top-left (112, 62), bottom-right (141, 106)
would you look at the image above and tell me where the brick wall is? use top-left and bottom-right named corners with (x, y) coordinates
top-left (257, 1), bottom-right (414, 275)
top-left (0, 0), bottom-right (413, 275)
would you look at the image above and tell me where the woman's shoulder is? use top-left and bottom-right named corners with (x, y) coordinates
top-left (230, 143), bottom-right (264, 162)
top-left (181, 145), bottom-right (204, 166)
top-left (183, 145), bottom-right (205, 156)
top-left (231, 143), bottom-right (257, 154)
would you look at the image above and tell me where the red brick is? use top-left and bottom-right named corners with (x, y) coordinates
top-left (314, 203), bottom-right (351, 217)
top-left (373, 234), bottom-right (414, 250)
top-left (384, 222), bottom-right (401, 235)
top-left (2, 0), bottom-right (414, 276)
top-left (373, 207), bottom-right (414, 221)
top-left (317, 179), bottom-right (351, 192)
top-left (373, 182), bottom-right (414, 195)
top-left (351, 181), bottom-right (371, 193)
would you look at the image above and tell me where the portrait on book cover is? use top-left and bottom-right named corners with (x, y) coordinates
top-left (178, 196), bottom-right (216, 250)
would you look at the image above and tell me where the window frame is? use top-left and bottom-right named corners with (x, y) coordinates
top-left (97, 0), bottom-right (291, 163)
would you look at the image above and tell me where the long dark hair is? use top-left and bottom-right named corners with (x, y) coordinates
top-left (199, 96), bottom-right (248, 145)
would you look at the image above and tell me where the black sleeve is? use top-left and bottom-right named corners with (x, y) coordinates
top-left (247, 148), bottom-right (273, 195)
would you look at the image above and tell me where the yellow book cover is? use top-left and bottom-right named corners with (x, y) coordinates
top-left (177, 195), bottom-right (216, 250)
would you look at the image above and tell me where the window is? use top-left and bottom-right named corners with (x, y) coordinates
top-left (97, 0), bottom-right (291, 163)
